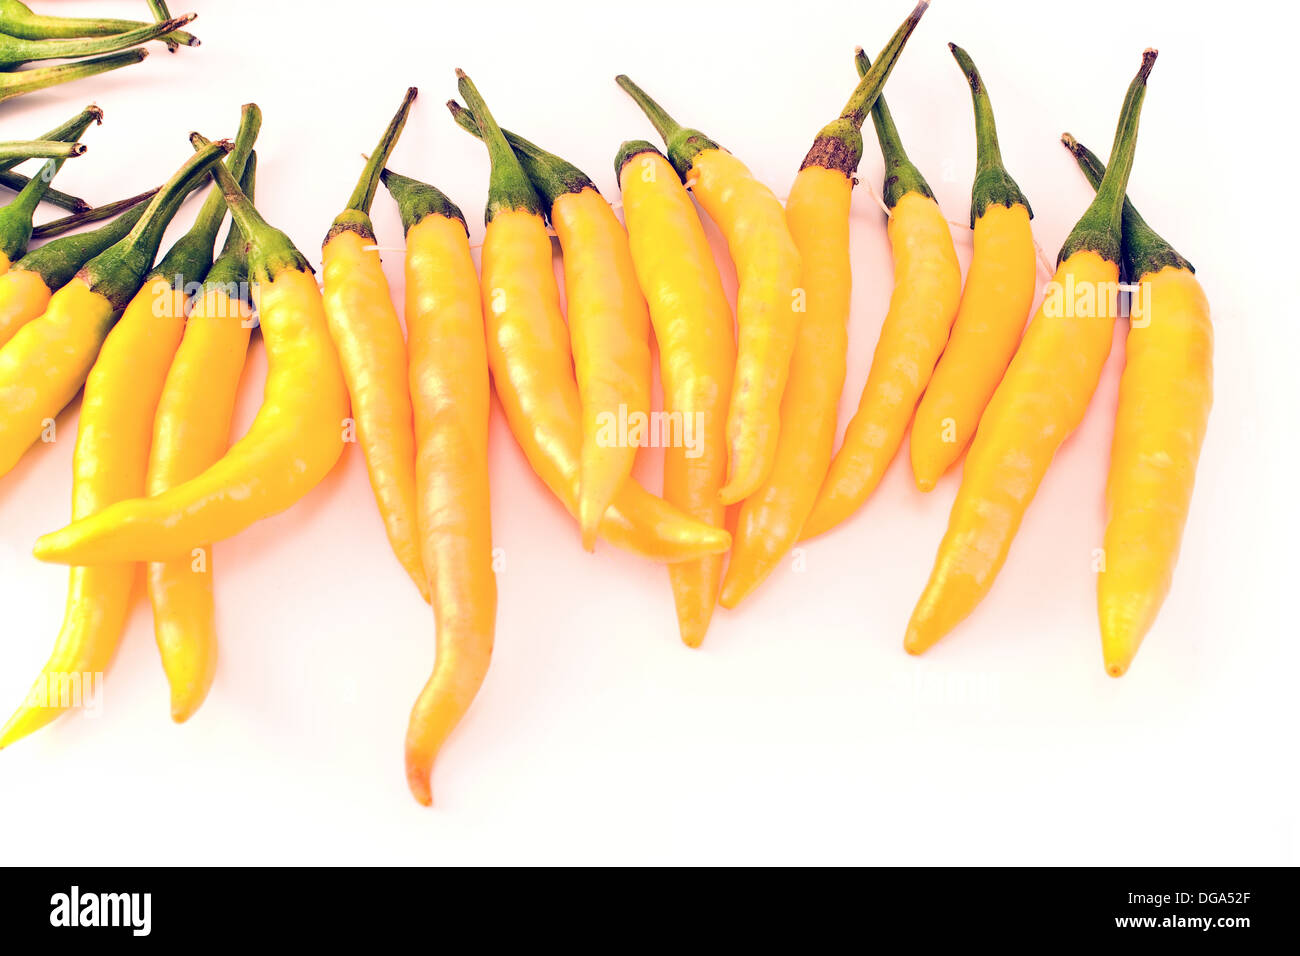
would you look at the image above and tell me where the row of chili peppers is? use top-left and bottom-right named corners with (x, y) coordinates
top-left (0, 0), bottom-right (1212, 807)
top-left (0, 1), bottom-right (197, 107)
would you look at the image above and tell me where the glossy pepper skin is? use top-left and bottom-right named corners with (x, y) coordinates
top-left (800, 48), bottom-right (961, 541)
top-left (1062, 134), bottom-right (1213, 677)
top-left (721, 4), bottom-right (928, 607)
top-left (617, 144), bottom-right (734, 645)
top-left (32, 134), bottom-right (350, 568)
top-left (147, 154), bottom-right (259, 722)
top-left (0, 140), bottom-right (230, 482)
top-left (0, 195), bottom-right (150, 349)
top-left (382, 167), bottom-right (496, 806)
top-left (905, 51), bottom-right (1158, 656)
top-left (0, 141), bottom-right (233, 749)
top-left (910, 44), bottom-right (1038, 492)
top-left (321, 88), bottom-right (428, 601)
top-left (446, 102), bottom-right (653, 553)
top-left (455, 71), bottom-right (730, 564)
top-left (552, 187), bottom-right (652, 551)
top-left (616, 74), bottom-right (803, 505)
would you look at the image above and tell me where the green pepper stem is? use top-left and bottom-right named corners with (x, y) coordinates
top-left (948, 43), bottom-right (1001, 174)
top-left (346, 87), bottom-right (417, 216)
top-left (190, 132), bottom-right (310, 283)
top-left (0, 104), bottom-right (101, 174)
top-left (855, 47), bottom-right (931, 207)
top-left (0, 14), bottom-right (194, 69)
top-left (948, 42), bottom-right (1031, 226)
top-left (0, 141), bottom-right (86, 162)
top-left (203, 152), bottom-right (258, 297)
top-left (840, 1), bottom-right (928, 128)
top-left (454, 69), bottom-right (543, 222)
top-left (799, 1), bottom-right (928, 176)
top-left (1061, 132), bottom-right (1190, 278)
top-left (1058, 49), bottom-right (1157, 265)
top-left (77, 139), bottom-right (230, 309)
top-left (0, 0), bottom-right (197, 47)
top-left (16, 195), bottom-right (153, 290)
top-left (380, 166), bottom-right (467, 236)
top-left (0, 105), bottom-right (99, 211)
top-left (0, 173), bottom-right (87, 212)
top-left (614, 74), bottom-right (683, 144)
top-left (152, 104), bottom-right (260, 288)
top-left (0, 110), bottom-right (98, 261)
top-left (144, 0), bottom-right (199, 48)
top-left (31, 189), bottom-right (157, 241)
top-left (0, 49), bottom-right (148, 104)
top-left (614, 73), bottom-right (720, 181)
top-left (448, 100), bottom-right (593, 213)
top-left (217, 152), bottom-right (257, 260)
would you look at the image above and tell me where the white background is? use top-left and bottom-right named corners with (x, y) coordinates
top-left (0, 0), bottom-right (1294, 865)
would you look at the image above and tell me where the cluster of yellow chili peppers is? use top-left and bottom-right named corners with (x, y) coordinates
top-left (0, 0), bottom-right (1212, 805)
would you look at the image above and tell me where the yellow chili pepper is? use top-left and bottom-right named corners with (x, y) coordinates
top-left (322, 89), bottom-right (428, 600)
top-left (455, 70), bottom-right (730, 563)
top-left (615, 143), bottom-right (733, 645)
top-left (800, 47), bottom-right (962, 541)
top-left (617, 73), bottom-right (803, 505)
top-left (0, 105), bottom-right (99, 274)
top-left (448, 101), bottom-right (653, 552)
top-left (0, 139), bottom-right (230, 483)
top-left (32, 133), bottom-right (350, 568)
top-left (381, 166), bottom-right (496, 805)
top-left (905, 50), bottom-right (1157, 656)
top-left (0, 138), bottom-right (236, 748)
top-left (721, 4), bottom-right (928, 607)
top-left (909, 44), bottom-right (1038, 492)
top-left (147, 154), bottom-right (259, 723)
top-left (1062, 132), bottom-right (1212, 677)
top-left (0, 197), bottom-right (151, 349)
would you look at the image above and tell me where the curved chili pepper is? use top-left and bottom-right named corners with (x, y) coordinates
top-left (148, 154), bottom-right (259, 722)
top-left (799, 47), bottom-right (962, 540)
top-left (905, 50), bottom-right (1157, 656)
top-left (322, 88), bottom-right (428, 601)
top-left (453, 69), bottom-right (729, 563)
top-left (33, 132), bottom-right (351, 568)
top-left (1063, 133), bottom-right (1212, 677)
top-left (0, 106), bottom-right (101, 274)
top-left (616, 143), bottom-right (733, 645)
top-left (616, 73), bottom-right (803, 505)
top-left (909, 44), bottom-right (1038, 492)
top-left (0, 196), bottom-right (152, 349)
top-left (721, 3), bottom-right (928, 608)
top-left (0, 139), bottom-right (234, 749)
top-left (448, 101), bottom-right (653, 552)
top-left (0, 139), bottom-right (230, 482)
top-left (382, 166), bottom-right (496, 805)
